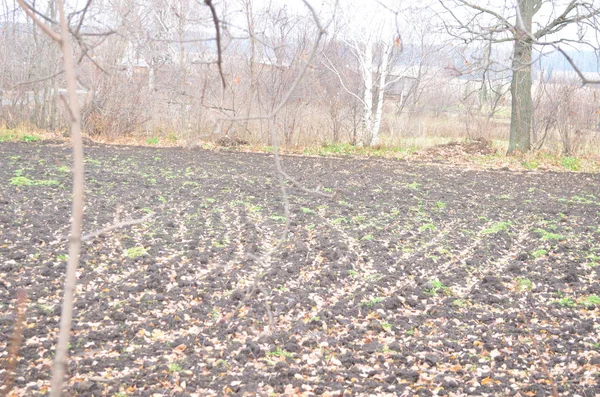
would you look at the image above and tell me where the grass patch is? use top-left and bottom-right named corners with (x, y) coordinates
top-left (561, 156), bottom-right (581, 171)
top-left (146, 137), bottom-right (160, 145)
top-left (10, 176), bottom-right (60, 186)
top-left (0, 126), bottom-right (43, 143)
top-left (302, 142), bottom-right (413, 159)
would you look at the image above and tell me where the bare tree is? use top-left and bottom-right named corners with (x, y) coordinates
top-left (324, 1), bottom-right (403, 146)
top-left (439, 0), bottom-right (600, 154)
top-left (15, 1), bottom-right (152, 394)
top-left (15, 0), bottom-right (85, 394)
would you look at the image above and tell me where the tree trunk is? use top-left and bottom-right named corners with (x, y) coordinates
top-left (371, 43), bottom-right (393, 146)
top-left (508, 0), bottom-right (537, 154)
top-left (360, 46), bottom-right (374, 146)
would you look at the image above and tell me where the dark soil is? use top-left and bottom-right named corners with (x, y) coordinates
top-left (1, 141), bottom-right (599, 396)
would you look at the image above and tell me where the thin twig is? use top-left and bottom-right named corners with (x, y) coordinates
top-left (11, 70), bottom-right (65, 89)
top-left (519, 310), bottom-right (559, 397)
top-left (0, 290), bottom-right (28, 397)
top-left (81, 214), bottom-right (153, 241)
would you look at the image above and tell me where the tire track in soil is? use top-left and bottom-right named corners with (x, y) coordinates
top-left (454, 218), bottom-right (536, 299)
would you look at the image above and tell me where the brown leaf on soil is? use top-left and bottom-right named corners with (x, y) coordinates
top-left (174, 344), bottom-right (187, 352)
top-left (481, 376), bottom-right (501, 385)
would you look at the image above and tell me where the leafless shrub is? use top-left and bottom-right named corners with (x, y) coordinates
top-left (82, 76), bottom-right (148, 138)
top-left (536, 75), bottom-right (600, 155)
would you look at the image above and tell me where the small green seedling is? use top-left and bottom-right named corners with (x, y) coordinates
top-left (419, 223), bottom-right (436, 232)
top-left (482, 221), bottom-right (511, 235)
top-left (434, 201), bottom-right (447, 210)
top-left (267, 347), bottom-right (293, 358)
top-left (556, 297), bottom-right (576, 307)
top-left (425, 279), bottom-right (452, 296)
top-left (517, 277), bottom-right (533, 291)
top-left (531, 249), bottom-right (547, 259)
top-left (301, 207), bottom-right (316, 215)
top-left (534, 229), bottom-right (564, 241)
top-left (125, 246), bottom-right (147, 259)
top-left (407, 182), bottom-right (421, 191)
top-left (169, 363), bottom-right (182, 373)
top-left (362, 297), bottom-right (384, 307)
top-left (452, 299), bottom-right (468, 308)
top-left (580, 295), bottom-right (600, 307)
top-left (10, 176), bottom-right (34, 186)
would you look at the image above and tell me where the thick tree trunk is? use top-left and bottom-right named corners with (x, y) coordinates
top-left (508, 39), bottom-right (533, 153)
top-left (508, 0), bottom-right (537, 154)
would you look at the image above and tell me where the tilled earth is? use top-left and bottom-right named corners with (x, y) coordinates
top-left (1, 141), bottom-right (600, 397)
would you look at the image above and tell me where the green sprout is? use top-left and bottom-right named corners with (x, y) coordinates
top-left (362, 297), bottom-right (384, 307)
top-left (125, 246), bottom-right (147, 259)
top-left (482, 221), bottom-right (511, 235)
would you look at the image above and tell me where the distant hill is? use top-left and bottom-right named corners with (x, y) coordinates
top-left (535, 49), bottom-right (600, 73)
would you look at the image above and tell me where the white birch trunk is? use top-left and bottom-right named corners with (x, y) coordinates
top-left (359, 36), bottom-right (374, 146)
top-left (370, 43), bottom-right (393, 146)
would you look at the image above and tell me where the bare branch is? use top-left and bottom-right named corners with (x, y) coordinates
top-left (11, 70), bottom-right (65, 89)
top-left (28, 0), bottom-right (87, 394)
top-left (15, 0), bottom-right (61, 42)
top-left (81, 214), bottom-right (153, 242)
top-left (455, 0), bottom-right (515, 32)
top-left (321, 56), bottom-right (367, 106)
top-left (513, 3), bottom-right (600, 85)
top-left (554, 46), bottom-right (600, 84)
top-left (204, 0), bottom-right (226, 89)
top-left (534, 1), bottom-right (600, 39)
top-left (73, 0), bottom-right (92, 35)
